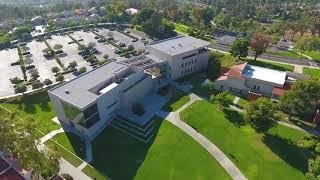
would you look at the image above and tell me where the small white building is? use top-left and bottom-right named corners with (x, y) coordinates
top-left (47, 13), bottom-right (60, 19)
top-left (214, 63), bottom-right (289, 99)
top-left (74, 9), bottom-right (88, 16)
top-left (53, 18), bottom-right (68, 26)
top-left (87, 14), bottom-right (100, 23)
top-left (62, 10), bottom-right (73, 18)
top-left (278, 38), bottom-right (294, 49)
top-left (88, 7), bottom-right (98, 14)
top-left (125, 8), bottom-right (140, 16)
top-left (31, 16), bottom-right (45, 26)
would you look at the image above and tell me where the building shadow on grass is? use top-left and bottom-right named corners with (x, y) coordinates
top-left (262, 133), bottom-right (313, 174)
top-left (87, 116), bottom-right (164, 180)
top-left (223, 108), bottom-right (245, 128)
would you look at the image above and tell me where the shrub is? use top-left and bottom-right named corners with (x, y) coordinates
top-left (127, 45), bottom-right (134, 51)
top-left (43, 79), bottom-right (53, 86)
top-left (56, 74), bottom-right (64, 82)
top-left (15, 83), bottom-right (27, 93)
top-left (67, 61), bottom-right (77, 70)
top-left (51, 67), bottom-right (60, 73)
top-left (132, 102), bottom-right (145, 116)
top-left (78, 67), bottom-right (87, 74)
top-left (10, 77), bottom-right (24, 84)
top-left (103, 54), bottom-right (109, 59)
top-left (297, 136), bottom-right (317, 149)
top-left (31, 82), bottom-right (44, 90)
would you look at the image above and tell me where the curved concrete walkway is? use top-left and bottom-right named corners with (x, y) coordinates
top-left (156, 94), bottom-right (246, 180)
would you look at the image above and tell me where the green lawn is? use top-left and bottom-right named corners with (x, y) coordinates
top-left (85, 116), bottom-right (231, 180)
top-left (246, 59), bottom-right (294, 72)
top-left (0, 91), bottom-right (60, 134)
top-left (302, 51), bottom-right (320, 61)
top-left (82, 165), bottom-right (108, 180)
top-left (180, 100), bottom-right (311, 180)
top-left (173, 22), bottom-right (190, 34)
top-left (220, 54), bottom-right (237, 67)
top-left (161, 90), bottom-right (190, 112)
top-left (266, 50), bottom-right (303, 59)
top-left (237, 97), bottom-right (249, 109)
top-left (303, 67), bottom-right (320, 79)
top-left (45, 133), bottom-right (85, 167)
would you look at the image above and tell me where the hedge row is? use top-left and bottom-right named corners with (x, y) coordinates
top-left (43, 40), bottom-right (66, 71)
top-left (16, 45), bottom-right (28, 80)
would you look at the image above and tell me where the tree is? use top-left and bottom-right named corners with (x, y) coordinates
top-left (56, 74), bottom-right (64, 82)
top-left (210, 91), bottom-right (231, 110)
top-left (280, 79), bottom-right (320, 119)
top-left (42, 48), bottom-right (50, 54)
top-left (207, 51), bottom-right (222, 79)
top-left (191, 7), bottom-right (206, 28)
top-left (245, 97), bottom-right (277, 132)
top-left (250, 33), bottom-right (271, 61)
top-left (87, 42), bottom-right (96, 49)
top-left (103, 54), bottom-right (109, 59)
top-left (67, 61), bottom-right (77, 70)
top-left (43, 79), bottom-right (53, 86)
top-left (295, 37), bottom-right (320, 55)
top-left (24, 57), bottom-right (33, 66)
top-left (14, 83), bottom-right (27, 93)
top-left (51, 66), bottom-right (60, 74)
top-left (306, 156), bottom-right (320, 180)
top-left (78, 44), bottom-right (87, 51)
top-left (230, 38), bottom-right (249, 60)
top-left (0, 112), bottom-right (59, 178)
top-left (127, 45), bottom-right (134, 51)
top-left (10, 77), bottom-right (23, 84)
top-left (78, 67), bottom-right (87, 74)
top-left (53, 44), bottom-right (63, 50)
top-left (30, 70), bottom-right (39, 80)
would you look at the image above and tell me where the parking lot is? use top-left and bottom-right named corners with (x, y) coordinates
top-left (0, 27), bottom-right (152, 97)
top-left (47, 34), bottom-right (93, 79)
top-left (99, 29), bottom-right (147, 51)
top-left (0, 49), bottom-right (23, 96)
top-left (27, 40), bottom-right (59, 82)
top-left (71, 31), bottom-right (118, 60)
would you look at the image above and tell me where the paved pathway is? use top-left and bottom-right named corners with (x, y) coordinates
top-left (39, 128), bottom-right (65, 144)
top-left (233, 97), bottom-right (240, 104)
top-left (294, 65), bottom-right (304, 73)
top-left (59, 158), bottom-right (91, 180)
top-left (156, 94), bottom-right (247, 180)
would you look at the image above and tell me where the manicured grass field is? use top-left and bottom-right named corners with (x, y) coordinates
top-left (246, 59), bottom-right (294, 72)
top-left (303, 67), bottom-right (320, 79)
top-left (266, 50), bottom-right (303, 59)
top-left (161, 90), bottom-right (190, 112)
top-left (180, 100), bottom-right (310, 180)
top-left (45, 133), bottom-right (85, 167)
top-left (82, 165), bottom-right (108, 180)
top-left (173, 22), bottom-right (190, 34)
top-left (0, 91), bottom-right (60, 134)
top-left (85, 117), bottom-right (231, 180)
top-left (303, 51), bottom-right (320, 61)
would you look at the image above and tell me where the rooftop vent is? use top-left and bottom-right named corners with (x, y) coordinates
top-left (171, 46), bottom-right (175, 49)
top-left (178, 43), bottom-right (183, 47)
top-left (65, 89), bottom-right (70, 94)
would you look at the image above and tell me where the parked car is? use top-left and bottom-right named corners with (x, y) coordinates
top-left (94, 36), bottom-right (100, 39)
top-left (119, 43), bottom-right (126, 47)
top-left (114, 48), bottom-right (121, 54)
top-left (22, 52), bottom-right (30, 55)
top-left (140, 37), bottom-right (145, 41)
top-left (132, 38), bottom-right (138, 42)
top-left (78, 39), bottom-right (84, 42)
top-left (97, 39), bottom-right (106, 43)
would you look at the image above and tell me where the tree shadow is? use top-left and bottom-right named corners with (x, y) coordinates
top-left (262, 133), bottom-right (313, 174)
top-left (223, 108), bottom-right (245, 127)
top-left (87, 116), bottom-right (164, 180)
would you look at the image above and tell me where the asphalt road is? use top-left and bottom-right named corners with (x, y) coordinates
top-left (209, 43), bottom-right (315, 66)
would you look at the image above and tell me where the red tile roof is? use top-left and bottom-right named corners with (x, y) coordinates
top-left (0, 168), bottom-right (24, 180)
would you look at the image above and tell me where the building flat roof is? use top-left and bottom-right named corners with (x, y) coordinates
top-left (148, 36), bottom-right (210, 56)
top-left (49, 62), bottom-right (128, 109)
top-left (242, 65), bottom-right (287, 86)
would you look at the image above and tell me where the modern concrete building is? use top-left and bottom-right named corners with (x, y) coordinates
top-left (214, 63), bottom-right (291, 99)
top-left (146, 36), bottom-right (210, 80)
top-left (49, 36), bottom-right (210, 141)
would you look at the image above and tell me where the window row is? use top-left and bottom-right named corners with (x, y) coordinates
top-left (181, 66), bottom-right (197, 75)
top-left (181, 59), bottom-right (197, 67)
